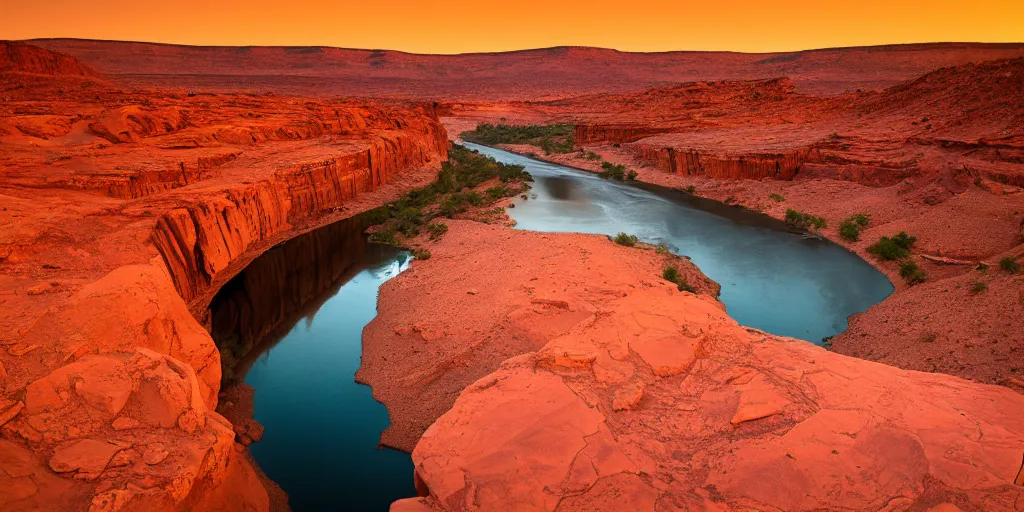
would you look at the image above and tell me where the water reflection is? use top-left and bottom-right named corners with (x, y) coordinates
top-left (465, 142), bottom-right (893, 342)
top-left (208, 216), bottom-right (414, 512)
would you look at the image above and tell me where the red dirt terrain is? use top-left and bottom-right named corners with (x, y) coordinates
top-left (0, 42), bottom-right (448, 511)
top-left (26, 38), bottom-right (1024, 99)
top-left (446, 56), bottom-right (1024, 388)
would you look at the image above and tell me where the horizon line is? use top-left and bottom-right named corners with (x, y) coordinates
top-left (17, 37), bottom-right (1024, 58)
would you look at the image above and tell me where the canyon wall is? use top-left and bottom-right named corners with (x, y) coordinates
top-left (574, 124), bottom-right (672, 145)
top-left (152, 128), bottom-right (447, 308)
top-left (0, 45), bottom-right (449, 511)
top-left (628, 144), bottom-right (819, 180)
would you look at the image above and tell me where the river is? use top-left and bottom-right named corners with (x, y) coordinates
top-left (208, 144), bottom-right (893, 511)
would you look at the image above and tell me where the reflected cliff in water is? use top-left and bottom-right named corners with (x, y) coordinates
top-left (207, 215), bottom-right (414, 512)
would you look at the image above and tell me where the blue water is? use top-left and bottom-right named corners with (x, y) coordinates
top-left (215, 237), bottom-right (415, 512)
top-left (466, 142), bottom-right (894, 342)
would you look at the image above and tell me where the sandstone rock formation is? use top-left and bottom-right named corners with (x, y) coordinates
top-left (0, 43), bottom-right (448, 511)
top-left (359, 221), bottom-right (717, 452)
top-left (378, 222), bottom-right (1024, 511)
top-left (1, 41), bottom-right (99, 78)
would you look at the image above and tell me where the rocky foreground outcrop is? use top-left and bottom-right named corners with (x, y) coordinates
top-left (0, 44), bottom-right (449, 511)
top-left (380, 222), bottom-right (1024, 511)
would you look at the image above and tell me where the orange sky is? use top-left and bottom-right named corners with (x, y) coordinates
top-left (3, 0), bottom-right (1022, 54)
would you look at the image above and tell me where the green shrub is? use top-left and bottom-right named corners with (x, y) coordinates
top-left (486, 185), bottom-right (516, 200)
top-left (580, 150), bottom-right (601, 161)
top-left (427, 222), bottom-right (448, 240)
top-left (411, 247), bottom-right (432, 260)
top-left (769, 193), bottom-right (785, 202)
top-left (598, 161), bottom-right (629, 181)
top-left (899, 261), bottom-right (927, 285)
top-left (613, 232), bottom-right (639, 247)
top-left (838, 213), bottom-right (870, 241)
top-left (362, 145), bottom-right (534, 244)
top-left (785, 209), bottom-right (827, 230)
top-left (971, 281), bottom-right (988, 294)
top-left (976, 263), bottom-right (989, 273)
top-left (661, 265), bottom-right (695, 292)
top-left (1000, 256), bottom-right (1021, 274)
top-left (462, 123), bottom-right (575, 153)
top-left (662, 265), bottom-right (680, 282)
top-left (684, 185), bottom-right (696, 194)
top-left (867, 232), bottom-right (917, 261)
top-left (655, 242), bottom-right (671, 255)
top-left (369, 230), bottom-right (398, 245)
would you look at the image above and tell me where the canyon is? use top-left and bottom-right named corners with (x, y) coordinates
top-left (1, 37), bottom-right (1023, 512)
top-left (0, 41), bottom-right (448, 511)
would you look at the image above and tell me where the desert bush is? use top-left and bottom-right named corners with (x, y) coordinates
top-left (769, 193), bottom-right (785, 202)
top-left (1000, 256), bottom-right (1021, 274)
top-left (462, 123), bottom-right (575, 153)
top-left (369, 229), bottom-right (398, 245)
top-left (411, 247), bottom-right (432, 260)
top-left (785, 209), bottom-right (827, 230)
top-left (971, 281), bottom-right (988, 294)
top-left (599, 161), bottom-right (629, 181)
top-left (838, 213), bottom-right (871, 241)
top-left (661, 264), bottom-right (695, 292)
top-left (867, 232), bottom-right (916, 260)
top-left (486, 185), bottom-right (516, 200)
top-left (684, 185), bottom-right (697, 194)
top-left (613, 232), bottom-right (639, 247)
top-left (427, 222), bottom-right (448, 240)
top-left (899, 261), bottom-right (927, 285)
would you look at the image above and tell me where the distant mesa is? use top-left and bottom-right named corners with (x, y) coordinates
top-left (0, 41), bottom-right (100, 78)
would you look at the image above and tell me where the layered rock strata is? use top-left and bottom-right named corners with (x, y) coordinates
top-left (0, 44), bottom-right (449, 511)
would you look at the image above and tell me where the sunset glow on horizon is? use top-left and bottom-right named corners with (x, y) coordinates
top-left (2, 0), bottom-right (1023, 54)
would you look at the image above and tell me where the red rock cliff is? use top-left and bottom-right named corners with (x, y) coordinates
top-left (0, 50), bottom-right (449, 511)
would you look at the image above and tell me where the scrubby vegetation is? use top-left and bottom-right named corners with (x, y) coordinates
top-left (598, 161), bottom-right (637, 181)
top-left (1000, 256), bottom-right (1021, 274)
top-left (662, 264), bottom-right (696, 293)
top-left (427, 222), bottom-right (448, 240)
top-left (899, 261), bottom-right (927, 285)
top-left (461, 123), bottom-right (576, 154)
top-left (769, 193), bottom-right (785, 202)
top-left (866, 232), bottom-right (916, 261)
top-left (613, 232), bottom-right (639, 247)
top-left (784, 209), bottom-right (827, 231)
top-left (411, 247), bottom-right (432, 260)
top-left (683, 185), bottom-right (697, 194)
top-left (838, 213), bottom-right (871, 241)
top-left (971, 281), bottom-right (988, 294)
top-left (362, 145), bottom-right (533, 249)
top-left (578, 149), bottom-right (601, 161)
top-left (486, 185), bottom-right (517, 200)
